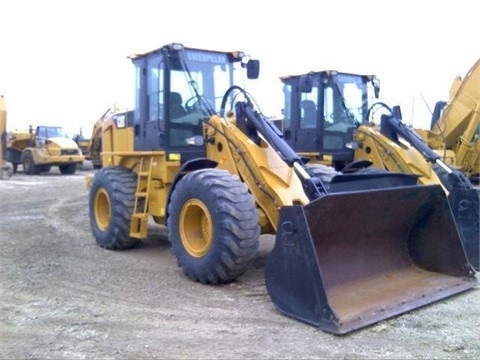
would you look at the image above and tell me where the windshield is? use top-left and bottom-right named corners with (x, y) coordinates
top-left (43, 127), bottom-right (67, 138)
top-left (325, 73), bottom-right (376, 126)
top-left (172, 49), bottom-right (246, 114)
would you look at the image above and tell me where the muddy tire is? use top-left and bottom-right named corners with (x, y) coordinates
top-left (22, 152), bottom-right (40, 175)
top-left (89, 166), bottom-right (140, 250)
top-left (167, 168), bottom-right (260, 284)
top-left (59, 163), bottom-right (77, 174)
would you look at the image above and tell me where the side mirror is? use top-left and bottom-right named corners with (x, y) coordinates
top-left (247, 60), bottom-right (260, 79)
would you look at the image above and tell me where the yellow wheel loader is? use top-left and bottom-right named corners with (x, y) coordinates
top-left (5, 124), bottom-right (84, 175)
top-left (279, 70), bottom-right (479, 271)
top-left (86, 43), bottom-right (477, 335)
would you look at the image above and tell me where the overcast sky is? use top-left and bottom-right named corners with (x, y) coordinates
top-left (1, 0), bottom-right (478, 137)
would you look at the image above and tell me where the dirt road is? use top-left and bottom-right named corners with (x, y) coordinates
top-left (1, 167), bottom-right (479, 359)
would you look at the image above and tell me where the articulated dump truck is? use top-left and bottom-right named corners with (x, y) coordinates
top-left (86, 43), bottom-right (477, 335)
top-left (5, 124), bottom-right (84, 175)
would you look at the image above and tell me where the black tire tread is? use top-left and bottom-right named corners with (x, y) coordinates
top-left (167, 168), bottom-right (260, 284)
top-left (89, 166), bottom-right (139, 250)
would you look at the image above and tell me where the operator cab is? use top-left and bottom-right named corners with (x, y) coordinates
top-left (128, 43), bottom-right (259, 162)
top-left (281, 71), bottom-right (379, 170)
top-left (35, 126), bottom-right (68, 145)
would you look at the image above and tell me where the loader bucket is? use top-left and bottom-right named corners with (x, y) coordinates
top-left (265, 185), bottom-right (477, 335)
top-left (448, 188), bottom-right (480, 271)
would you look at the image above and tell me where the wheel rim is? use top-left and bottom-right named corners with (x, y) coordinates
top-left (179, 199), bottom-right (213, 257)
top-left (94, 188), bottom-right (111, 231)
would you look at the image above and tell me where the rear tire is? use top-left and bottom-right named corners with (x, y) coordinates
top-left (167, 168), bottom-right (260, 284)
top-left (89, 166), bottom-right (140, 250)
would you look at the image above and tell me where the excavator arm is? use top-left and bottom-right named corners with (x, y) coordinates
top-left (418, 58), bottom-right (480, 180)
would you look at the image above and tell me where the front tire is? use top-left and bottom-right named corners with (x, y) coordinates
top-left (89, 166), bottom-right (140, 250)
top-left (167, 168), bottom-right (260, 284)
top-left (59, 163), bottom-right (77, 174)
top-left (22, 152), bottom-right (39, 175)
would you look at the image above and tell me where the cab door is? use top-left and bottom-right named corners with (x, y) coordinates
top-left (282, 81), bottom-right (320, 153)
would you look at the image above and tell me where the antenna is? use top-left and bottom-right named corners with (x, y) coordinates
top-left (420, 93), bottom-right (433, 115)
top-left (420, 93), bottom-right (448, 162)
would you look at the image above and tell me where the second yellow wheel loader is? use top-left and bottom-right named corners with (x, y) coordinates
top-left (86, 43), bottom-right (477, 335)
top-left (279, 70), bottom-right (479, 271)
top-left (354, 103), bottom-right (479, 271)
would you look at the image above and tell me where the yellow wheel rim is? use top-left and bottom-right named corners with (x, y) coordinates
top-left (94, 188), bottom-right (111, 231)
top-left (179, 199), bottom-right (213, 257)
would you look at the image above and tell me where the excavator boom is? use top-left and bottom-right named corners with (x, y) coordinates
top-left (418, 58), bottom-right (480, 181)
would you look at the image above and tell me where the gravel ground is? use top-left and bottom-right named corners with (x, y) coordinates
top-left (0, 165), bottom-right (479, 359)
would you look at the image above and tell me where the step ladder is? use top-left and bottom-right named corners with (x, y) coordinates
top-left (130, 156), bottom-right (153, 239)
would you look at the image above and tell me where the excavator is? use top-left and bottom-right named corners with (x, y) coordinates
top-left (76, 106), bottom-right (117, 169)
top-left (279, 70), bottom-right (479, 271)
top-left (414, 58), bottom-right (480, 183)
top-left (84, 108), bottom-right (110, 169)
top-left (86, 43), bottom-right (477, 335)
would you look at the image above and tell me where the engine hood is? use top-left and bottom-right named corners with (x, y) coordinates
top-left (49, 137), bottom-right (79, 149)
